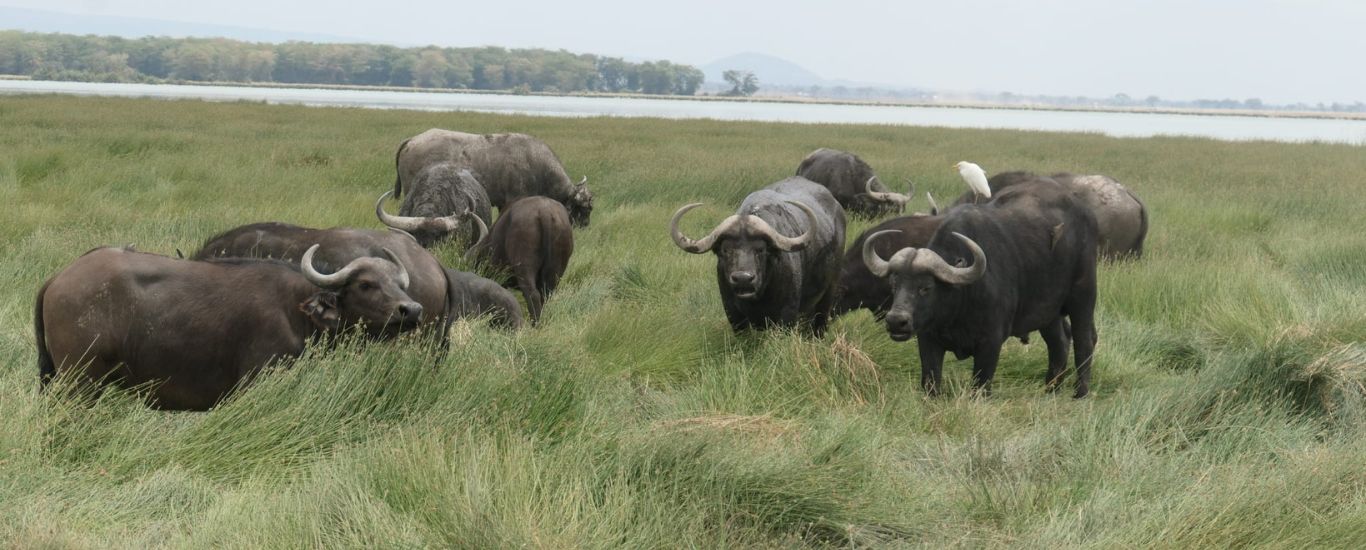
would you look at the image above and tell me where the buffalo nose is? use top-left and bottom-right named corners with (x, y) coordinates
top-left (398, 302), bottom-right (423, 323)
top-left (729, 271), bottom-right (755, 286)
top-left (885, 311), bottom-right (911, 332)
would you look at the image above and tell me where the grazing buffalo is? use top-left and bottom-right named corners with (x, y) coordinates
top-left (866, 176), bottom-right (1099, 397)
top-left (953, 171), bottom-right (1148, 259)
top-left (35, 245), bottom-right (420, 410)
top-left (376, 163), bottom-right (493, 248)
top-left (443, 268), bottom-right (524, 330)
top-left (670, 177), bottom-right (846, 336)
top-left (796, 148), bottom-right (911, 218)
top-left (466, 196), bottom-right (574, 325)
top-left (394, 129), bottom-right (593, 227)
top-left (192, 223), bottom-right (454, 342)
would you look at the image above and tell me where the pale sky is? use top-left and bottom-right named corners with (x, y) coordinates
top-left (5, 0), bottom-right (1363, 105)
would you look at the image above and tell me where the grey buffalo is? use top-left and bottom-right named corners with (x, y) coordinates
top-left (953, 171), bottom-right (1148, 259)
top-left (376, 163), bottom-right (492, 248)
top-left (670, 177), bottom-right (846, 336)
top-left (867, 175), bottom-right (1100, 397)
top-left (796, 148), bottom-right (911, 218)
top-left (36, 245), bottom-right (420, 410)
top-left (395, 129), bottom-right (593, 227)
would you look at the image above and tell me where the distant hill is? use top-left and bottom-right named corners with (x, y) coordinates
top-left (0, 6), bottom-right (366, 44)
top-left (703, 52), bottom-right (827, 87)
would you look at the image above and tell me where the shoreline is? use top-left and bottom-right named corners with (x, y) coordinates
top-left (3, 74), bottom-right (1363, 122)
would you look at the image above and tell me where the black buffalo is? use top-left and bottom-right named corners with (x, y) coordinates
top-left (466, 196), bottom-right (575, 325)
top-left (36, 245), bottom-right (420, 410)
top-left (192, 223), bottom-right (455, 342)
top-left (866, 176), bottom-right (1099, 397)
top-left (395, 129), bottom-right (593, 227)
top-left (670, 177), bottom-right (846, 336)
top-left (443, 268), bottom-right (524, 330)
top-left (796, 148), bottom-right (911, 218)
top-left (376, 163), bottom-right (493, 248)
top-left (953, 171), bottom-right (1148, 259)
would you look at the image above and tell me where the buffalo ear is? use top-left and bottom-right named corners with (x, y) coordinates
top-left (300, 292), bottom-right (341, 330)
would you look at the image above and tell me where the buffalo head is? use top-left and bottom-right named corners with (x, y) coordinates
top-left (862, 230), bottom-right (986, 341)
top-left (670, 201), bottom-right (817, 300)
top-left (375, 190), bottom-right (488, 248)
top-left (861, 176), bottom-right (914, 214)
top-left (299, 244), bottom-right (424, 336)
top-left (569, 176), bottom-right (592, 228)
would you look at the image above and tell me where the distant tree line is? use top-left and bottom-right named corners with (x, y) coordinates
top-left (0, 31), bottom-right (706, 95)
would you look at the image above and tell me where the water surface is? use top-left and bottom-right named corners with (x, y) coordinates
top-left (4, 80), bottom-right (1364, 144)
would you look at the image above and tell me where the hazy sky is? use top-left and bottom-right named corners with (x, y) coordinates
top-left (6, 0), bottom-right (1363, 104)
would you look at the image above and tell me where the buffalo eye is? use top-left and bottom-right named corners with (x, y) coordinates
top-left (358, 281), bottom-right (376, 291)
top-left (918, 286), bottom-right (931, 296)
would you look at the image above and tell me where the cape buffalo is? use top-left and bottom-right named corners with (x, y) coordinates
top-left (953, 171), bottom-right (1148, 259)
top-left (466, 196), bottom-right (574, 325)
top-left (192, 223), bottom-right (455, 343)
top-left (394, 129), bottom-right (593, 227)
top-left (376, 163), bottom-right (492, 248)
top-left (443, 268), bottom-right (524, 330)
top-left (35, 245), bottom-right (420, 410)
top-left (866, 177), bottom-right (1099, 397)
top-left (796, 148), bottom-right (912, 218)
top-left (670, 177), bottom-right (846, 336)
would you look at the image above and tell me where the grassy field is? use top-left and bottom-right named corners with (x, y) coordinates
top-left (1, 95), bottom-right (1364, 548)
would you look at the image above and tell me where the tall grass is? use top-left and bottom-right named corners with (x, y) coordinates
top-left (1, 95), bottom-right (1363, 547)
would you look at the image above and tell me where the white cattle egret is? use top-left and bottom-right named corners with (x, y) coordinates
top-left (954, 161), bottom-right (991, 203)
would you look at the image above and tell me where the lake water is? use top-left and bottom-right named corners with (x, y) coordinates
top-left (4, 79), bottom-right (1365, 145)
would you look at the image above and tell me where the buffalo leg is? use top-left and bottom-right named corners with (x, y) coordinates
top-left (970, 343), bottom-right (1002, 397)
top-left (917, 338), bottom-right (946, 396)
top-left (1069, 311), bottom-right (1098, 398)
top-left (516, 269), bottom-right (544, 325)
top-left (1040, 318), bottom-right (1071, 392)
top-left (808, 291), bottom-right (835, 338)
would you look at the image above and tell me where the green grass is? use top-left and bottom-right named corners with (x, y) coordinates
top-left (2, 95), bottom-right (1364, 548)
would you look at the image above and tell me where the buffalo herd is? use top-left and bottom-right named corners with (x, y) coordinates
top-left (35, 133), bottom-right (1148, 409)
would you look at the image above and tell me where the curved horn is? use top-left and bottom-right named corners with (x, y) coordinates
top-left (926, 192), bottom-right (940, 215)
top-left (375, 190), bottom-right (423, 232)
top-left (381, 247), bottom-right (410, 290)
top-left (918, 232), bottom-right (986, 285)
top-left (861, 230), bottom-right (903, 278)
top-left (863, 176), bottom-right (911, 206)
top-left (748, 200), bottom-right (819, 252)
top-left (576, 175), bottom-right (588, 188)
top-left (468, 211), bottom-right (489, 250)
top-left (670, 203), bottom-right (741, 254)
top-left (376, 190), bottom-right (462, 234)
top-left (301, 244), bottom-right (354, 288)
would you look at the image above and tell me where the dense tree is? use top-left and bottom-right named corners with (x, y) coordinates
top-left (0, 31), bottom-right (705, 95)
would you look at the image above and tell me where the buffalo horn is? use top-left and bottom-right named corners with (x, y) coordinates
top-left (863, 176), bottom-right (912, 207)
top-left (862, 230), bottom-right (907, 278)
top-left (919, 232), bottom-right (986, 285)
top-left (748, 200), bottom-right (818, 252)
top-left (375, 190), bottom-right (461, 233)
top-left (301, 244), bottom-right (353, 288)
top-left (670, 203), bottom-right (741, 254)
top-left (381, 247), bottom-right (410, 290)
